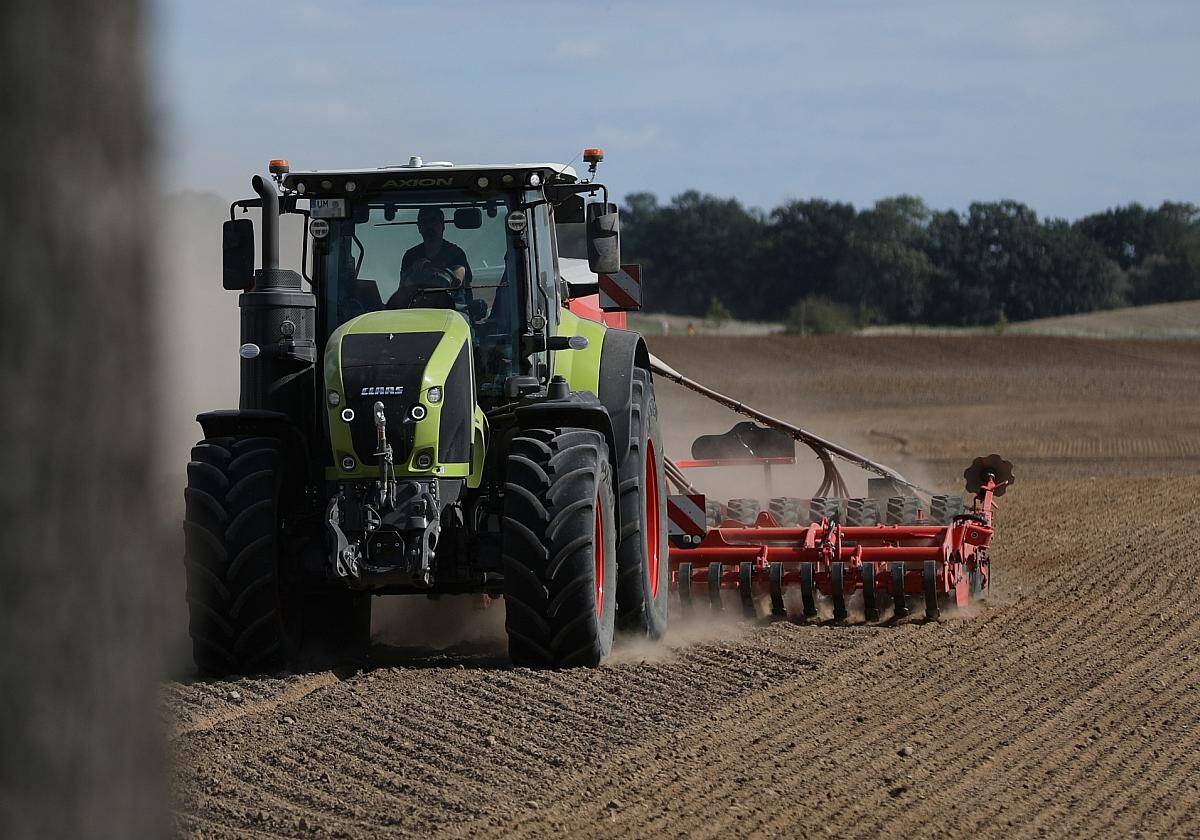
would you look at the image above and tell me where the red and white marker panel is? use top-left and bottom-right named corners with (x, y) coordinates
top-left (667, 493), bottom-right (708, 538)
top-left (598, 263), bottom-right (642, 311)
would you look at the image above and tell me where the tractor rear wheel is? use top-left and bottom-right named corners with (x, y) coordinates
top-left (502, 427), bottom-right (617, 668)
top-left (616, 368), bottom-right (669, 640)
top-left (183, 436), bottom-right (292, 676)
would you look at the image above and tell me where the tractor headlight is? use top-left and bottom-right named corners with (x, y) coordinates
top-left (414, 451), bottom-right (434, 470)
top-left (410, 404), bottom-right (427, 421)
top-left (426, 386), bottom-right (443, 404)
top-left (327, 390), bottom-right (340, 407)
top-left (341, 455), bottom-right (356, 471)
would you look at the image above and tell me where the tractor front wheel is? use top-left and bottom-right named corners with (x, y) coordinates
top-left (183, 436), bottom-right (292, 676)
top-left (183, 435), bottom-right (369, 676)
top-left (502, 427), bottom-right (617, 668)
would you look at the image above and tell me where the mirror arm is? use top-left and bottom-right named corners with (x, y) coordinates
top-left (543, 182), bottom-right (607, 207)
top-left (229, 197), bottom-right (261, 222)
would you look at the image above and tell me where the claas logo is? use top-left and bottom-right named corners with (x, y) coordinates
top-left (360, 386), bottom-right (404, 396)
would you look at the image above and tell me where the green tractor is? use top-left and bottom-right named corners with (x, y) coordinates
top-left (183, 150), bottom-right (668, 674)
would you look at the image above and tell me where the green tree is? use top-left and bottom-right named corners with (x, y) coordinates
top-left (758, 198), bottom-right (857, 315)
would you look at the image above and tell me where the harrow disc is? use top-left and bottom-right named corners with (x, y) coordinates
top-left (830, 561), bottom-right (848, 621)
top-left (964, 454), bottom-right (1015, 497)
top-left (862, 563), bottom-right (879, 621)
top-left (678, 562), bottom-right (693, 615)
top-left (799, 561), bottom-right (817, 619)
top-left (889, 561), bottom-right (909, 618)
top-left (768, 562), bottom-right (786, 617)
top-left (923, 560), bottom-right (939, 620)
top-left (707, 562), bottom-right (724, 610)
top-left (738, 562), bottom-right (756, 618)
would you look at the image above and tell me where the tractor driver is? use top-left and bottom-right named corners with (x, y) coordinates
top-left (386, 206), bottom-right (475, 310)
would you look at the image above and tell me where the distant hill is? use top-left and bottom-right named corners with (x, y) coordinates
top-left (1008, 299), bottom-right (1200, 339)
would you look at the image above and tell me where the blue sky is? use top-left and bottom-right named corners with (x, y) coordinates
top-left (155, 0), bottom-right (1199, 219)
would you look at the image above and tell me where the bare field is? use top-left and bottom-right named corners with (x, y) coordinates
top-left (167, 335), bottom-right (1200, 838)
top-left (1008, 299), bottom-right (1200, 339)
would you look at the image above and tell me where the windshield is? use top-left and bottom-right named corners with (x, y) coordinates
top-left (315, 190), bottom-right (522, 397)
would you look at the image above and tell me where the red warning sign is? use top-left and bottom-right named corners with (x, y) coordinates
top-left (598, 263), bottom-right (642, 311)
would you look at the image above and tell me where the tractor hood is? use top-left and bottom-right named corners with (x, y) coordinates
top-left (323, 309), bottom-right (479, 481)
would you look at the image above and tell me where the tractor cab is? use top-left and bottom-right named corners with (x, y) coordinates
top-left (224, 154), bottom-right (628, 403)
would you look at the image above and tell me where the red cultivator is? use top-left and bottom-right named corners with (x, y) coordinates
top-left (651, 355), bottom-right (1015, 622)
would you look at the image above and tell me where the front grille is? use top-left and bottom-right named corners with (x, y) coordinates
top-left (340, 332), bottom-right (441, 464)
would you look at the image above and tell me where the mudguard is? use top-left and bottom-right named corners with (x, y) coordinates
top-left (196, 409), bottom-right (316, 483)
top-left (596, 327), bottom-right (651, 468)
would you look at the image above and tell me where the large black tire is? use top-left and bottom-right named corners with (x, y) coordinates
top-left (886, 495), bottom-right (920, 525)
top-left (183, 436), bottom-right (290, 676)
top-left (844, 497), bottom-right (881, 526)
top-left (183, 435), bottom-right (368, 676)
top-left (769, 496), bottom-right (808, 526)
top-left (502, 427), bottom-right (617, 668)
top-left (809, 496), bottom-right (841, 524)
top-left (930, 494), bottom-right (966, 525)
top-left (615, 368), bottom-right (669, 639)
top-left (726, 498), bottom-right (761, 525)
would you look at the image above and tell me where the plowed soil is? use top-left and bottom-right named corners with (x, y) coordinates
top-left (167, 335), bottom-right (1200, 838)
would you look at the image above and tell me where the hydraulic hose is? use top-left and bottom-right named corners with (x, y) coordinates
top-left (648, 353), bottom-right (934, 496)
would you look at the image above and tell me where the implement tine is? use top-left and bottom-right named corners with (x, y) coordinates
top-left (738, 562), bottom-right (756, 619)
top-left (863, 563), bottom-right (879, 621)
top-left (768, 562), bottom-right (786, 617)
top-left (799, 561), bottom-right (817, 619)
top-left (890, 561), bottom-right (909, 618)
top-left (708, 562), bottom-right (724, 611)
top-left (678, 562), bottom-right (693, 616)
top-left (923, 560), bottom-right (939, 620)
top-left (830, 561), bottom-right (848, 621)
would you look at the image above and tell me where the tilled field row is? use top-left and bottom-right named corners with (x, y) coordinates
top-left (169, 476), bottom-right (1200, 838)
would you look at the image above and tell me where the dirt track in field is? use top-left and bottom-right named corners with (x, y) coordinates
top-left (167, 335), bottom-right (1200, 838)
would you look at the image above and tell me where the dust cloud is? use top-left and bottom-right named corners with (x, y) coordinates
top-left (370, 594), bottom-right (508, 652)
top-left (154, 190), bottom-right (306, 670)
top-left (609, 610), bottom-right (749, 664)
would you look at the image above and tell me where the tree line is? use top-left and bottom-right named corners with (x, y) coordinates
top-left (563, 192), bottom-right (1200, 328)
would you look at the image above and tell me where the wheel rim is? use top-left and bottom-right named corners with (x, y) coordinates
top-left (594, 498), bottom-right (605, 617)
top-left (646, 439), bottom-right (661, 599)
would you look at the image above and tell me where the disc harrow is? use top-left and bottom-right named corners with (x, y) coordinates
top-left (652, 353), bottom-right (1015, 623)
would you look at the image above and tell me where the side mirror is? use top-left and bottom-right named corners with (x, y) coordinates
top-left (223, 218), bottom-right (255, 290)
top-left (586, 202), bottom-right (620, 275)
top-left (453, 207), bottom-right (482, 229)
